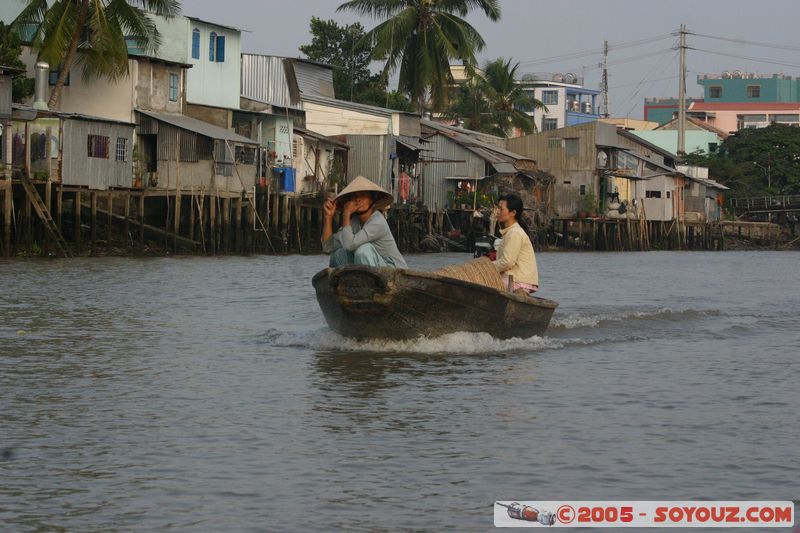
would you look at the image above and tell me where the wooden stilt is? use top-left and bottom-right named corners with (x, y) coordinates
top-left (107, 192), bottom-right (114, 249)
top-left (3, 183), bottom-right (11, 257)
top-left (75, 191), bottom-right (82, 254)
top-left (210, 191), bottom-right (217, 255)
top-left (43, 180), bottom-right (52, 256)
top-left (139, 192), bottom-right (145, 249)
top-left (234, 196), bottom-right (242, 253)
top-left (124, 192), bottom-right (130, 248)
top-left (222, 196), bottom-right (230, 253)
top-left (189, 188), bottom-right (195, 242)
top-left (174, 188), bottom-right (181, 253)
top-left (90, 192), bottom-right (97, 256)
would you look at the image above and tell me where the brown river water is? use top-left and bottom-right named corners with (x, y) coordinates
top-left (1, 251), bottom-right (798, 531)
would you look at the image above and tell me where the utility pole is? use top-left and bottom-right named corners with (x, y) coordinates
top-left (678, 24), bottom-right (687, 157)
top-left (600, 40), bottom-right (610, 118)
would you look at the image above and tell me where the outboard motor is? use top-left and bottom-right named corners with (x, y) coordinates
top-left (473, 234), bottom-right (494, 258)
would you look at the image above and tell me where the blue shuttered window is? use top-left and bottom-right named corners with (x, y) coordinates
top-left (191, 28), bottom-right (200, 59)
top-left (215, 35), bottom-right (225, 62)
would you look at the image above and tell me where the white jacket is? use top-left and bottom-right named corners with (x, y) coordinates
top-left (494, 222), bottom-right (539, 286)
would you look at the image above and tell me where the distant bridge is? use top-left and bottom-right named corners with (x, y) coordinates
top-left (730, 195), bottom-right (800, 217)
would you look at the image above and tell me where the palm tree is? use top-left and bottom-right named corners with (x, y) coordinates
top-left (481, 57), bottom-right (545, 137)
top-left (13, 0), bottom-right (180, 109)
top-left (446, 58), bottom-right (545, 138)
top-left (337, 0), bottom-right (500, 112)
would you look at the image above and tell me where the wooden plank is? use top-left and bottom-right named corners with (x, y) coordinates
top-left (139, 192), bottom-right (145, 249)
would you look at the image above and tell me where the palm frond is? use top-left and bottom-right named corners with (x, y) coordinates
top-left (337, 0), bottom-right (409, 19)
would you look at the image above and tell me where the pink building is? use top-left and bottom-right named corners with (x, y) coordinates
top-left (688, 102), bottom-right (800, 133)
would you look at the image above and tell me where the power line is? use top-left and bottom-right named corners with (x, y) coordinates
top-left (688, 32), bottom-right (800, 53)
top-left (689, 47), bottom-right (800, 69)
top-left (517, 33), bottom-right (675, 68)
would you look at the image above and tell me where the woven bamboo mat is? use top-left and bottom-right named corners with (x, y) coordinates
top-left (433, 256), bottom-right (505, 291)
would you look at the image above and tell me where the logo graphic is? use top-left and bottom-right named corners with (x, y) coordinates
top-left (496, 502), bottom-right (556, 525)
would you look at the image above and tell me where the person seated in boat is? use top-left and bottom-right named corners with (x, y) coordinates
top-left (321, 176), bottom-right (408, 269)
top-left (493, 194), bottom-right (539, 294)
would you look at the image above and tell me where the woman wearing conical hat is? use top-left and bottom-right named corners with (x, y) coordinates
top-left (321, 176), bottom-right (407, 268)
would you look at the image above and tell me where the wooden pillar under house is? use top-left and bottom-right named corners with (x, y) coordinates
top-left (107, 192), bottom-right (114, 249)
top-left (222, 196), bottom-right (230, 253)
top-left (74, 191), bottom-right (82, 254)
top-left (139, 192), bottom-right (145, 249)
top-left (56, 185), bottom-right (63, 234)
top-left (42, 180), bottom-right (52, 256)
top-left (90, 192), bottom-right (97, 256)
top-left (189, 189), bottom-right (196, 242)
top-left (163, 193), bottom-right (170, 252)
top-left (174, 188), bottom-right (182, 254)
top-left (234, 197), bottom-right (242, 253)
top-left (3, 183), bottom-right (12, 258)
top-left (209, 191), bottom-right (217, 255)
top-left (124, 192), bottom-right (130, 248)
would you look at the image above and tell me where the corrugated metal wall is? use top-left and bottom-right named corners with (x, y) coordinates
top-left (293, 62), bottom-right (335, 99)
top-left (0, 76), bottom-right (11, 118)
top-left (420, 134), bottom-right (486, 210)
top-left (241, 54), bottom-right (297, 109)
top-left (61, 119), bottom-right (133, 189)
top-left (345, 135), bottom-right (392, 194)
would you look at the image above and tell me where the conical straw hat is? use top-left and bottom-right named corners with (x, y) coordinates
top-left (334, 176), bottom-right (393, 210)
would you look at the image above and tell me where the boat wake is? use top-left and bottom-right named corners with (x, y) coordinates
top-left (262, 328), bottom-right (644, 355)
top-left (551, 307), bottom-right (721, 330)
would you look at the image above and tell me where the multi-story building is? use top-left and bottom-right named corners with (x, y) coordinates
top-left (517, 73), bottom-right (600, 132)
top-left (643, 97), bottom-right (701, 125)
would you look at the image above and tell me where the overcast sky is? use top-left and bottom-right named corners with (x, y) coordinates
top-left (188, 0), bottom-right (800, 118)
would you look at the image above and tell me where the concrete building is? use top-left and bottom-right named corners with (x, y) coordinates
top-left (517, 73), bottom-right (600, 132)
top-left (697, 72), bottom-right (800, 103)
top-left (643, 97), bottom-right (701, 125)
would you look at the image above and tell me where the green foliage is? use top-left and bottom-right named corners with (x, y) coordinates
top-left (445, 57), bottom-right (544, 138)
top-left (13, 0), bottom-right (181, 108)
top-left (337, 0), bottom-right (501, 112)
top-left (299, 16), bottom-right (415, 111)
top-left (299, 17), bottom-right (373, 101)
top-left (689, 124), bottom-right (800, 196)
top-left (578, 191), bottom-right (596, 214)
top-left (0, 21), bottom-right (35, 102)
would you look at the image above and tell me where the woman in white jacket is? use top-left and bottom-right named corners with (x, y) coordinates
top-left (493, 194), bottom-right (539, 294)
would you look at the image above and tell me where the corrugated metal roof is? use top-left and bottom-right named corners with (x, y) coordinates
top-left (687, 176), bottom-right (730, 190)
top-left (136, 110), bottom-right (256, 144)
top-left (185, 16), bottom-right (243, 33)
top-left (241, 54), bottom-right (300, 110)
top-left (302, 94), bottom-right (419, 118)
top-left (421, 120), bottom-right (533, 172)
top-left (12, 103), bottom-right (135, 126)
top-left (289, 59), bottom-right (335, 99)
top-left (294, 126), bottom-right (349, 149)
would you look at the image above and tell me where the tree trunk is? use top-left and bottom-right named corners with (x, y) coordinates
top-left (47, 0), bottom-right (90, 109)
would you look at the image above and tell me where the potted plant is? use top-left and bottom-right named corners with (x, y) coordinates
top-left (577, 191), bottom-right (596, 218)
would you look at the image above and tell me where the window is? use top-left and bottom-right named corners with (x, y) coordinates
top-left (215, 35), bottom-right (225, 62)
top-left (746, 85), bottom-right (761, 98)
top-left (115, 138), bottom-right (128, 162)
top-left (645, 190), bottom-right (662, 198)
top-left (48, 69), bottom-right (70, 86)
top-left (579, 184), bottom-right (586, 195)
top-left (709, 86), bottom-right (722, 98)
top-left (667, 191), bottom-right (671, 199)
top-left (542, 118), bottom-right (558, 131)
top-left (169, 73), bottom-right (179, 102)
top-left (87, 135), bottom-right (110, 159)
top-left (191, 28), bottom-right (200, 59)
top-left (547, 138), bottom-right (561, 149)
top-left (235, 145), bottom-right (256, 164)
top-left (565, 138), bottom-right (579, 156)
top-left (708, 142), bottom-right (718, 153)
top-left (773, 114), bottom-right (800, 124)
top-left (209, 32), bottom-right (217, 61)
top-left (541, 90), bottom-right (558, 105)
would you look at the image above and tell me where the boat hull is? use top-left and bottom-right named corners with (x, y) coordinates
top-left (312, 265), bottom-right (558, 340)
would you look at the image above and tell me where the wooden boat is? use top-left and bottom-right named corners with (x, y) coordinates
top-left (312, 265), bottom-right (558, 340)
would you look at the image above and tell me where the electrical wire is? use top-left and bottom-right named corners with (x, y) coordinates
top-left (689, 47), bottom-right (800, 69)
top-left (517, 33), bottom-right (675, 67)
top-left (688, 32), bottom-right (800, 53)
